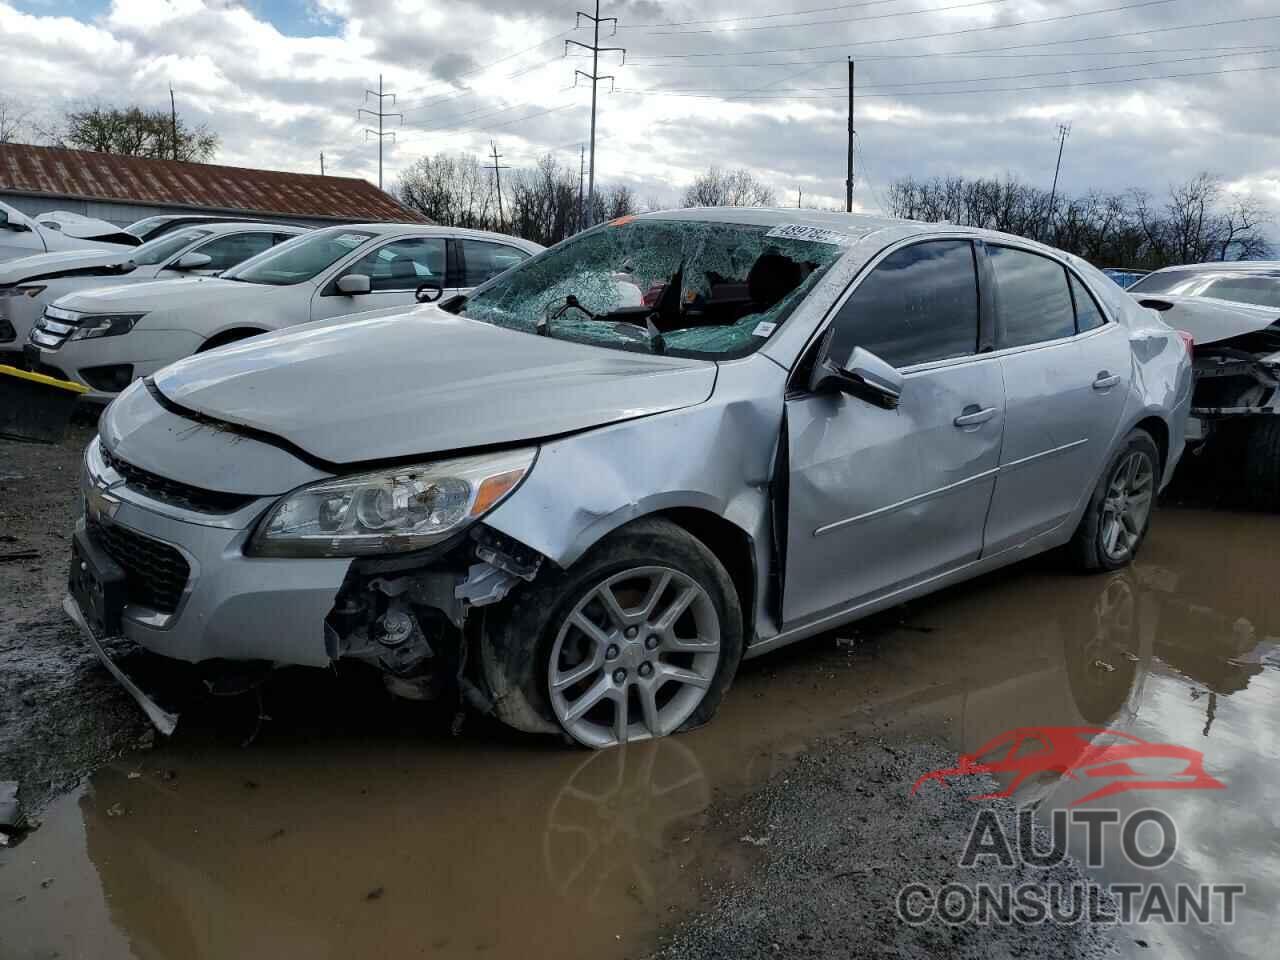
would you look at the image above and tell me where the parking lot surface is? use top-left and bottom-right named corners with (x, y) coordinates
top-left (1, 430), bottom-right (1276, 958)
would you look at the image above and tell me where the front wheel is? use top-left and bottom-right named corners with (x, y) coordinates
top-left (479, 518), bottom-right (744, 748)
top-left (1070, 428), bottom-right (1160, 571)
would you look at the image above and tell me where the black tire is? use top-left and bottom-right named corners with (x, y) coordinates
top-left (196, 329), bottom-right (265, 353)
top-left (1244, 418), bottom-right (1280, 511)
top-left (1069, 428), bottom-right (1160, 572)
top-left (478, 517), bottom-right (744, 745)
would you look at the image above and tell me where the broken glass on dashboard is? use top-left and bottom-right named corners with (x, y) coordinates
top-left (456, 218), bottom-right (847, 358)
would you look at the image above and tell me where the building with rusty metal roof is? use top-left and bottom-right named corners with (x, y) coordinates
top-left (0, 143), bottom-right (428, 228)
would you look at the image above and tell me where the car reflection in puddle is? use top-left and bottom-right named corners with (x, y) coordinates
top-left (1, 508), bottom-right (1277, 960)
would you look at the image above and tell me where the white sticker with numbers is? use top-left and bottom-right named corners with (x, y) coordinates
top-left (764, 223), bottom-right (854, 246)
top-left (752, 321), bottom-right (778, 338)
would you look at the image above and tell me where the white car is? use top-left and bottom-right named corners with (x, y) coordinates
top-left (0, 199), bottom-right (137, 264)
top-left (25, 223), bottom-right (543, 401)
top-left (1, 222), bottom-right (307, 366)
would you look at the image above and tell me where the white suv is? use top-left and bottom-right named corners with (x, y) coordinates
top-left (26, 223), bottom-right (543, 401)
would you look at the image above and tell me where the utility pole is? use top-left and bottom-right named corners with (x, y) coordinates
top-left (359, 74), bottom-right (402, 191)
top-left (1046, 122), bottom-right (1071, 240)
top-left (566, 2), bottom-right (625, 228)
top-left (845, 58), bottom-right (855, 213)
top-left (577, 145), bottom-right (587, 231)
top-left (489, 141), bottom-right (510, 232)
top-left (797, 189), bottom-right (802, 209)
top-left (320, 152), bottom-right (325, 176)
top-left (169, 85), bottom-right (178, 161)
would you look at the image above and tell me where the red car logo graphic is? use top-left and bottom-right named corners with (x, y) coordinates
top-left (911, 726), bottom-right (1224, 806)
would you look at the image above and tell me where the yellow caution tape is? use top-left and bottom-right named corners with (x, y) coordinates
top-left (0, 363), bottom-right (89, 394)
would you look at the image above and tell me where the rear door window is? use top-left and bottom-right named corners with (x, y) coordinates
top-left (989, 246), bottom-right (1075, 348)
top-left (461, 240), bottom-right (531, 287)
top-left (1069, 273), bottom-right (1107, 333)
top-left (827, 239), bottom-right (979, 369)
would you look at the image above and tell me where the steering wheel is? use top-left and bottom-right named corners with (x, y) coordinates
top-left (415, 282), bottom-right (443, 304)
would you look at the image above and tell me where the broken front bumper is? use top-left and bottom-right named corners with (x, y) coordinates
top-left (75, 436), bottom-right (351, 667)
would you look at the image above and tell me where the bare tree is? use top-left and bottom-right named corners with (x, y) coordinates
top-left (0, 98), bottom-right (30, 144)
top-left (887, 171), bottom-right (1271, 268)
top-left (682, 166), bottom-right (777, 207)
top-left (397, 153), bottom-right (494, 228)
top-left (40, 103), bottom-right (218, 161)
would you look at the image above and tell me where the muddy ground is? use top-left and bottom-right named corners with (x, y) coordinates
top-left (2, 427), bottom-right (1276, 960)
top-left (0, 423), bottom-right (147, 823)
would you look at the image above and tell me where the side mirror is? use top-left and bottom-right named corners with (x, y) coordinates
top-left (336, 273), bottom-right (372, 295)
top-left (809, 344), bottom-right (904, 408)
top-left (172, 252), bottom-right (213, 271)
top-left (415, 282), bottom-right (443, 304)
top-left (0, 210), bottom-right (30, 233)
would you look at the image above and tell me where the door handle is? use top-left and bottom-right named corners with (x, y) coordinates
top-left (954, 405), bottom-right (997, 428)
top-left (1092, 372), bottom-right (1120, 390)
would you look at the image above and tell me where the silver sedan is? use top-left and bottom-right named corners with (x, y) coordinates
top-left (67, 209), bottom-right (1192, 747)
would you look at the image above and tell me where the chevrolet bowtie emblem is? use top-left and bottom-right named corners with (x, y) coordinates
top-left (86, 480), bottom-right (121, 523)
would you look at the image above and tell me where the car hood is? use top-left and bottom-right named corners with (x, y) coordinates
top-left (0, 249), bottom-right (135, 286)
top-left (1130, 292), bottom-right (1280, 346)
top-left (151, 308), bottom-right (718, 464)
top-left (55, 276), bottom-right (267, 313)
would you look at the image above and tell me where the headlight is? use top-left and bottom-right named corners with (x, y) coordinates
top-left (247, 448), bottom-right (537, 558)
top-left (0, 285), bottom-right (45, 298)
top-left (69, 313), bottom-right (144, 340)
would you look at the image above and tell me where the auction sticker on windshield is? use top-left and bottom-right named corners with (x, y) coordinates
top-left (765, 224), bottom-right (855, 245)
top-left (335, 234), bottom-right (369, 247)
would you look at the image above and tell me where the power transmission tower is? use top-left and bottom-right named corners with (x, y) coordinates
top-left (845, 58), bottom-right (855, 213)
top-left (1045, 122), bottom-right (1071, 239)
top-left (489, 141), bottom-right (511, 232)
top-left (566, 2), bottom-right (625, 228)
top-left (359, 74), bottom-right (402, 191)
top-left (169, 85), bottom-right (178, 161)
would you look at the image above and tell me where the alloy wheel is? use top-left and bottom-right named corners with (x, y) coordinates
top-left (548, 565), bottom-right (721, 748)
top-left (1100, 451), bottom-right (1155, 562)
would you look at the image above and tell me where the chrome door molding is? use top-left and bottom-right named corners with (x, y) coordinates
top-left (813, 467), bottom-right (1000, 537)
top-left (998, 437), bottom-right (1089, 472)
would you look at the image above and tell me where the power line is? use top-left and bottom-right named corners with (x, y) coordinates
top-left (398, 56), bottom-right (563, 115)
top-left (358, 74), bottom-right (401, 190)
top-left (392, 103), bottom-right (579, 146)
top-left (624, 2), bottom-right (1259, 61)
top-left (395, 30), bottom-right (574, 101)
top-left (637, 0), bottom-right (1027, 37)
top-left (619, 48), bottom-right (1279, 95)
top-left (612, 59), bottom-right (1280, 101)
top-left (566, 0), bottom-right (625, 228)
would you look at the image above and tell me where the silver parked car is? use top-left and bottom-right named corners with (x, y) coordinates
top-left (66, 210), bottom-right (1192, 747)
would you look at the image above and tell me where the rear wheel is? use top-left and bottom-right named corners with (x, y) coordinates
top-left (479, 518), bottom-right (744, 748)
top-left (1244, 418), bottom-right (1280, 511)
top-left (1070, 429), bottom-right (1159, 571)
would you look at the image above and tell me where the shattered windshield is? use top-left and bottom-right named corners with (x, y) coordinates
top-left (454, 218), bottom-right (848, 358)
top-left (1128, 269), bottom-right (1280, 309)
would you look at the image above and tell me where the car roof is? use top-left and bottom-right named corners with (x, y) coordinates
top-left (178, 221), bottom-right (309, 237)
top-left (633, 207), bottom-right (1077, 258)
top-left (1146, 261), bottom-right (1280, 275)
top-left (313, 222), bottom-right (544, 251)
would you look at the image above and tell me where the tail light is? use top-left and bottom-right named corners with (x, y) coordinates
top-left (1177, 330), bottom-right (1194, 353)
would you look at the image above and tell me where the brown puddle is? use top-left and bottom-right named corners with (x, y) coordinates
top-left (2, 506), bottom-right (1278, 958)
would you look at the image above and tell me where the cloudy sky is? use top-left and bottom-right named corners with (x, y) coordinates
top-left (2, 0), bottom-right (1278, 216)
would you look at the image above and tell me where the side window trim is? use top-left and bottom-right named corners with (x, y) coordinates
top-left (1065, 267), bottom-right (1112, 333)
top-left (447, 239), bottom-right (463, 288)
